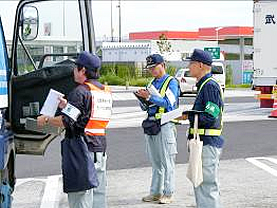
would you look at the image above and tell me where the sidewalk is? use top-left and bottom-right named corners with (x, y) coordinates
top-left (107, 157), bottom-right (277, 208)
top-left (13, 157), bottom-right (277, 207)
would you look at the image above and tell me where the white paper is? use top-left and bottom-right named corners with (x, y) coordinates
top-left (147, 85), bottom-right (162, 97)
top-left (161, 107), bottom-right (186, 125)
top-left (40, 89), bottom-right (64, 117)
top-left (166, 88), bottom-right (176, 106)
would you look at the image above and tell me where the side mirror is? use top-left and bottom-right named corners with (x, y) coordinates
top-left (21, 5), bottom-right (39, 41)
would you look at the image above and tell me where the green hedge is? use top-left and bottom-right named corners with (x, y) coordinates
top-left (99, 74), bottom-right (125, 85)
top-left (226, 84), bottom-right (251, 89)
top-left (129, 78), bottom-right (152, 87)
top-left (99, 63), bottom-right (176, 86)
top-left (101, 63), bottom-right (137, 79)
top-left (99, 74), bottom-right (152, 87)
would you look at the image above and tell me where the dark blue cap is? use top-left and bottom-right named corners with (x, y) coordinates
top-left (146, 54), bottom-right (164, 68)
top-left (75, 51), bottom-right (101, 70)
top-left (187, 49), bottom-right (213, 66)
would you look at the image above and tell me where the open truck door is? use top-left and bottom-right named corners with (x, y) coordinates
top-left (0, 16), bottom-right (15, 206)
top-left (8, 0), bottom-right (96, 155)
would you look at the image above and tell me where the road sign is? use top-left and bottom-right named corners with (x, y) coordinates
top-left (204, 47), bottom-right (220, 59)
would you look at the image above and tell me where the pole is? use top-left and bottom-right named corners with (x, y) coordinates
top-left (215, 26), bottom-right (223, 45)
top-left (63, 0), bottom-right (65, 37)
top-left (118, 0), bottom-right (121, 42)
top-left (240, 36), bottom-right (245, 84)
top-left (111, 0), bottom-right (114, 42)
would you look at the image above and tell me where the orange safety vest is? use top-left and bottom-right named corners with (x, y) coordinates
top-left (84, 82), bottom-right (112, 136)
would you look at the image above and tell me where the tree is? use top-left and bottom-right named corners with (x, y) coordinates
top-left (156, 34), bottom-right (172, 58)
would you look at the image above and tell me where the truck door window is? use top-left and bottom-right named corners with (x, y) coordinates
top-left (211, 65), bottom-right (223, 74)
top-left (16, 0), bottom-right (83, 75)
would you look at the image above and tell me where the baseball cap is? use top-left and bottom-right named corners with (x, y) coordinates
top-left (187, 49), bottom-right (213, 66)
top-left (75, 51), bottom-right (101, 70)
top-left (145, 54), bottom-right (164, 69)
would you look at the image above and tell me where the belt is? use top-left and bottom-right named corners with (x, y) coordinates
top-left (147, 116), bottom-right (157, 121)
top-left (189, 128), bottom-right (222, 136)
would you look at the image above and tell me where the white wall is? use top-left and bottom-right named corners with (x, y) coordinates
top-left (102, 40), bottom-right (218, 62)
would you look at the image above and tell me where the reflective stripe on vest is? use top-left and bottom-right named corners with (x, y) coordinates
top-left (148, 76), bottom-right (173, 120)
top-left (84, 82), bottom-right (112, 136)
top-left (189, 128), bottom-right (222, 136)
top-left (189, 77), bottom-right (223, 136)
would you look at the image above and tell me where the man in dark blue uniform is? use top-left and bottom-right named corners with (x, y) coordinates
top-left (184, 49), bottom-right (224, 208)
top-left (37, 52), bottom-right (112, 208)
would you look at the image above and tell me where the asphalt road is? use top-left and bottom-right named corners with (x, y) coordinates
top-left (15, 120), bottom-right (277, 178)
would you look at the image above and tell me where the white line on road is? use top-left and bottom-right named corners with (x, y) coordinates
top-left (16, 178), bottom-right (47, 187)
top-left (246, 157), bottom-right (277, 177)
top-left (40, 175), bottom-right (61, 208)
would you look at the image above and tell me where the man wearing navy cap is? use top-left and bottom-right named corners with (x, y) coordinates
top-left (37, 51), bottom-right (112, 208)
top-left (184, 49), bottom-right (224, 208)
top-left (136, 54), bottom-right (179, 204)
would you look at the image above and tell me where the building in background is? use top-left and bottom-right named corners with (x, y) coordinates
top-left (102, 26), bottom-right (253, 85)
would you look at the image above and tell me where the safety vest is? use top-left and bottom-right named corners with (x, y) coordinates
top-left (189, 77), bottom-right (224, 136)
top-left (84, 82), bottom-right (112, 136)
top-left (147, 76), bottom-right (174, 120)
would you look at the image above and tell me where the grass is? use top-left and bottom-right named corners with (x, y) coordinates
top-left (226, 84), bottom-right (251, 89)
top-left (100, 73), bottom-right (252, 89)
top-left (99, 74), bottom-right (152, 87)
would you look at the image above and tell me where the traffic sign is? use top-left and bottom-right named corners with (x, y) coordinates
top-left (204, 47), bottom-right (220, 59)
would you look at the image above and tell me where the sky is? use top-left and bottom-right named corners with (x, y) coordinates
top-left (0, 1), bottom-right (253, 41)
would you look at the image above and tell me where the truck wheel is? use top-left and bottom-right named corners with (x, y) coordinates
top-left (7, 153), bottom-right (15, 192)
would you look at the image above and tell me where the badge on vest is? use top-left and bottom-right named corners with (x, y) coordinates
top-left (62, 103), bottom-right (81, 121)
top-left (91, 91), bottom-right (112, 119)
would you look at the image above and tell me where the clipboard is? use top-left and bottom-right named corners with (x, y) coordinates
top-left (133, 92), bottom-right (152, 109)
top-left (183, 110), bottom-right (205, 115)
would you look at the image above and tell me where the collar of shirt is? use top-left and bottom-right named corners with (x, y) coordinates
top-left (196, 73), bottom-right (212, 90)
top-left (85, 79), bottom-right (105, 90)
top-left (152, 74), bottom-right (169, 87)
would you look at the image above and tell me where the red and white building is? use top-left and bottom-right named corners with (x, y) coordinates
top-left (102, 26), bottom-right (254, 84)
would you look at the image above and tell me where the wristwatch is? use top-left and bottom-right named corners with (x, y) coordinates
top-left (45, 117), bottom-right (49, 124)
top-left (146, 94), bottom-right (151, 101)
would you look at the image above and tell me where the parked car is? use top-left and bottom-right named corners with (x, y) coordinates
top-left (211, 61), bottom-right (226, 92)
top-left (176, 62), bottom-right (226, 96)
top-left (175, 68), bottom-right (197, 95)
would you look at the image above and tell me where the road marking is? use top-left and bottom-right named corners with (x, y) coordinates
top-left (40, 175), bottom-right (61, 208)
top-left (16, 178), bottom-right (47, 187)
top-left (246, 157), bottom-right (277, 177)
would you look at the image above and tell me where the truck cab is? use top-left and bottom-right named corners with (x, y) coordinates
top-left (0, 0), bottom-right (96, 205)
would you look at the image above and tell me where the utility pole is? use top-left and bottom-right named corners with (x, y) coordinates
top-left (62, 0), bottom-right (65, 37)
top-left (117, 0), bottom-right (122, 42)
top-left (215, 26), bottom-right (223, 44)
top-left (110, 0), bottom-right (114, 42)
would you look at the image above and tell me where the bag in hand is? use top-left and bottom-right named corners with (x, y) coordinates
top-left (186, 114), bottom-right (203, 187)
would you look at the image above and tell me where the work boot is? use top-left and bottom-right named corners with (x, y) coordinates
top-left (142, 194), bottom-right (162, 202)
top-left (159, 195), bottom-right (173, 204)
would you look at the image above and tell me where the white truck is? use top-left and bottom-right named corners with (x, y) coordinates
top-left (253, 0), bottom-right (277, 107)
top-left (0, 0), bottom-right (96, 206)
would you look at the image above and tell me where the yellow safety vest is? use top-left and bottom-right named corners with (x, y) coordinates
top-left (147, 76), bottom-right (174, 120)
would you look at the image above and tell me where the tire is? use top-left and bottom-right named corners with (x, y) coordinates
top-left (179, 89), bottom-right (184, 97)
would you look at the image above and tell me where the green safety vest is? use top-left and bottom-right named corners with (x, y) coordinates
top-left (189, 77), bottom-right (224, 136)
top-left (147, 76), bottom-right (174, 120)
